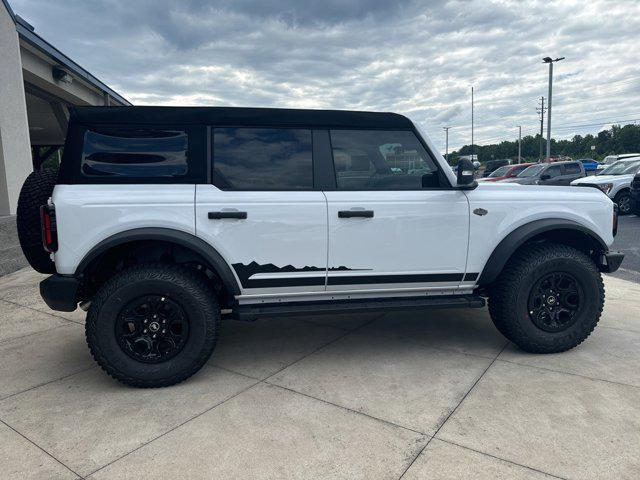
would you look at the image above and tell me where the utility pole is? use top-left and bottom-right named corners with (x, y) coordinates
top-left (517, 126), bottom-right (522, 163)
top-left (543, 56), bottom-right (564, 159)
top-left (536, 96), bottom-right (546, 160)
top-left (471, 86), bottom-right (474, 160)
top-left (443, 126), bottom-right (451, 162)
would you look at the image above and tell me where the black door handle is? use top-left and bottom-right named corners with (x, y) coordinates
top-left (338, 210), bottom-right (374, 218)
top-left (208, 211), bottom-right (247, 219)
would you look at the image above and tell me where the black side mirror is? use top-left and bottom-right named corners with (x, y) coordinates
top-left (540, 173), bottom-right (551, 181)
top-left (456, 159), bottom-right (478, 189)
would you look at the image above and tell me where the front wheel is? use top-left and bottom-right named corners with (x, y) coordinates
top-left (86, 264), bottom-right (220, 387)
top-left (614, 191), bottom-right (632, 216)
top-left (488, 243), bottom-right (604, 353)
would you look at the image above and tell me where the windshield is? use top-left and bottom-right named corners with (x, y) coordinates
top-left (488, 166), bottom-right (511, 178)
top-left (599, 160), bottom-right (640, 176)
top-left (518, 164), bottom-right (545, 177)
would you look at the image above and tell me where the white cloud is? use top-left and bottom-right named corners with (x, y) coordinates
top-left (11, 0), bottom-right (640, 151)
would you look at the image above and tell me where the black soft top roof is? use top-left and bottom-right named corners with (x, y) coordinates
top-left (70, 106), bottom-right (414, 129)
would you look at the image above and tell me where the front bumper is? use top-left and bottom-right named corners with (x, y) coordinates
top-left (631, 189), bottom-right (640, 214)
top-left (40, 275), bottom-right (79, 312)
top-left (597, 251), bottom-right (624, 273)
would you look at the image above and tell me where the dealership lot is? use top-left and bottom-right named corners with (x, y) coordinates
top-left (1, 265), bottom-right (639, 479)
top-left (611, 215), bottom-right (640, 284)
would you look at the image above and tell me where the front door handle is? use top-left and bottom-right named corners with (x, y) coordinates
top-left (338, 210), bottom-right (374, 218)
top-left (208, 211), bottom-right (247, 219)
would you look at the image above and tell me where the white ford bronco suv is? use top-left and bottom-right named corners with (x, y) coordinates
top-left (17, 107), bottom-right (623, 388)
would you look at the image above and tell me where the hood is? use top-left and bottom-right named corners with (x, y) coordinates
top-left (500, 177), bottom-right (537, 185)
top-left (571, 174), bottom-right (635, 185)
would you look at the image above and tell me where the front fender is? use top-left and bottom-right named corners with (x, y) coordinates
top-left (477, 219), bottom-right (608, 286)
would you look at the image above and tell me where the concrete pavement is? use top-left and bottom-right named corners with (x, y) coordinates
top-left (1, 267), bottom-right (639, 479)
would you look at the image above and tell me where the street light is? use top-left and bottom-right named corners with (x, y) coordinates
top-left (543, 56), bottom-right (564, 159)
top-left (443, 126), bottom-right (450, 162)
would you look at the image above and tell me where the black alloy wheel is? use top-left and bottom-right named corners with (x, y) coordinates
top-left (117, 295), bottom-right (189, 363)
top-left (527, 272), bottom-right (581, 333)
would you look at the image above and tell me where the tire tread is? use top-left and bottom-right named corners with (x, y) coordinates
top-left (488, 242), bottom-right (604, 353)
top-left (85, 263), bottom-right (219, 388)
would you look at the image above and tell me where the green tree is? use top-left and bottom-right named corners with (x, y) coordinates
top-left (449, 124), bottom-right (640, 164)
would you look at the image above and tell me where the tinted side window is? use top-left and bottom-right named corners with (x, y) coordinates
top-left (564, 163), bottom-right (581, 174)
top-left (545, 165), bottom-right (562, 177)
top-left (213, 128), bottom-right (313, 190)
top-left (81, 129), bottom-right (188, 178)
top-left (329, 130), bottom-right (441, 190)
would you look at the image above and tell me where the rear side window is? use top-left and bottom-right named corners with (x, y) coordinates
top-left (564, 163), bottom-right (581, 174)
top-left (81, 129), bottom-right (188, 178)
top-left (329, 130), bottom-right (441, 190)
top-left (213, 128), bottom-right (313, 190)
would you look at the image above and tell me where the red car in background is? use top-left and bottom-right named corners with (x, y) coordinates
top-left (478, 162), bottom-right (536, 182)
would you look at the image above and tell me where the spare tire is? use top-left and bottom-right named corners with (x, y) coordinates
top-left (16, 168), bottom-right (58, 273)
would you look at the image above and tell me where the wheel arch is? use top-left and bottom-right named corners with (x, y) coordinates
top-left (613, 187), bottom-right (630, 198)
top-left (75, 228), bottom-right (240, 300)
top-left (477, 219), bottom-right (608, 286)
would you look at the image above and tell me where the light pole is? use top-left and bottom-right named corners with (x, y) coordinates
top-left (471, 86), bottom-right (474, 160)
top-left (543, 56), bottom-right (564, 159)
top-left (517, 125), bottom-right (522, 163)
top-left (443, 126), bottom-right (450, 162)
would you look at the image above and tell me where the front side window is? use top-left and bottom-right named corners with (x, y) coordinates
top-left (81, 128), bottom-right (188, 178)
top-left (329, 130), bottom-right (441, 190)
top-left (213, 128), bottom-right (313, 190)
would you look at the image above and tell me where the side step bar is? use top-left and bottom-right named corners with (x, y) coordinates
top-left (232, 295), bottom-right (486, 321)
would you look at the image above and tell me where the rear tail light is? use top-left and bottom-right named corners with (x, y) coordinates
top-left (40, 204), bottom-right (58, 252)
top-left (613, 203), bottom-right (618, 237)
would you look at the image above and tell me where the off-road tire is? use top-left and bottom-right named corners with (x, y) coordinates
top-left (614, 190), bottom-right (631, 216)
top-left (488, 243), bottom-right (604, 353)
top-left (16, 168), bottom-right (58, 273)
top-left (86, 263), bottom-right (220, 387)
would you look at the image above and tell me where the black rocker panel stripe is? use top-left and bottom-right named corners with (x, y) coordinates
top-left (327, 273), bottom-right (464, 286)
top-left (232, 262), bottom-right (480, 289)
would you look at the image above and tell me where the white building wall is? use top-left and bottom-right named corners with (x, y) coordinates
top-left (0, 2), bottom-right (32, 215)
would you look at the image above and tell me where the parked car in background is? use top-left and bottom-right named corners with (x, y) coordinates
top-left (501, 160), bottom-right (585, 186)
top-left (597, 153), bottom-right (640, 171)
top-left (571, 158), bottom-right (640, 215)
top-left (546, 155), bottom-right (572, 163)
top-left (576, 158), bottom-right (599, 175)
top-left (630, 170), bottom-right (640, 216)
top-left (482, 158), bottom-right (511, 177)
top-left (477, 162), bottom-right (536, 182)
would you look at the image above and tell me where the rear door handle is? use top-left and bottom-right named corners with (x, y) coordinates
top-left (338, 210), bottom-right (374, 218)
top-left (208, 211), bottom-right (247, 219)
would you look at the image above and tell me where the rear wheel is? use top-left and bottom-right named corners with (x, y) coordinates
top-left (488, 243), bottom-right (604, 353)
top-left (86, 263), bottom-right (220, 387)
top-left (614, 190), bottom-right (632, 215)
top-left (16, 168), bottom-right (58, 273)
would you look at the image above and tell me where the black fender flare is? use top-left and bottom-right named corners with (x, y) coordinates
top-left (477, 219), bottom-right (608, 286)
top-left (74, 228), bottom-right (241, 296)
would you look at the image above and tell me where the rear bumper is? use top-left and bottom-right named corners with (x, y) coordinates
top-left (40, 275), bottom-right (79, 312)
top-left (597, 251), bottom-right (624, 273)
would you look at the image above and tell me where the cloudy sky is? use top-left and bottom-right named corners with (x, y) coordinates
top-left (11, 0), bottom-right (640, 150)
